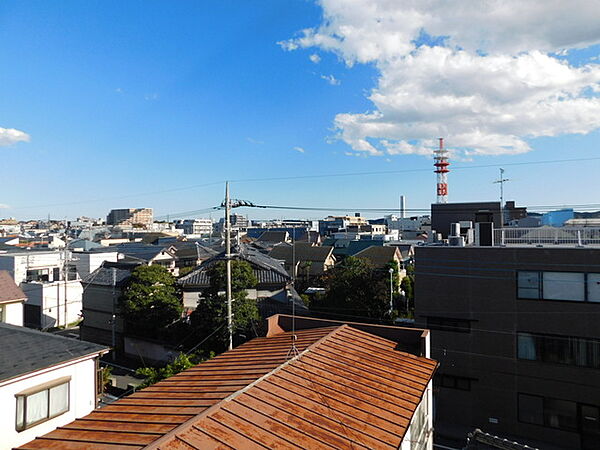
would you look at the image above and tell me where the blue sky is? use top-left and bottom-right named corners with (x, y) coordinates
top-left (1, 1), bottom-right (600, 221)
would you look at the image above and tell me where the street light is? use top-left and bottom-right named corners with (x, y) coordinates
top-left (388, 267), bottom-right (394, 315)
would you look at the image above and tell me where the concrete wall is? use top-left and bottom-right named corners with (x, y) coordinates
top-left (73, 251), bottom-right (118, 279)
top-left (22, 280), bottom-right (83, 328)
top-left (0, 356), bottom-right (98, 449)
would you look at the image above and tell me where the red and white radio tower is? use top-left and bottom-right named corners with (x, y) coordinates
top-left (434, 137), bottom-right (450, 203)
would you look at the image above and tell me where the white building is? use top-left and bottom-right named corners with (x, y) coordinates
top-left (174, 218), bottom-right (213, 236)
top-left (71, 250), bottom-right (119, 280)
top-left (0, 271), bottom-right (26, 326)
top-left (0, 323), bottom-right (108, 449)
top-left (0, 250), bottom-right (85, 329)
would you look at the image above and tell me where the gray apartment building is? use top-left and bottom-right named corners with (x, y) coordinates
top-left (415, 245), bottom-right (600, 449)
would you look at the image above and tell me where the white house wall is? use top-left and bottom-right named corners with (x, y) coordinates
top-left (0, 357), bottom-right (97, 450)
top-left (22, 280), bottom-right (83, 328)
top-left (3, 301), bottom-right (23, 326)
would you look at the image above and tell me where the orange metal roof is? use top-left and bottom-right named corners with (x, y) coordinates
top-left (20, 325), bottom-right (436, 449)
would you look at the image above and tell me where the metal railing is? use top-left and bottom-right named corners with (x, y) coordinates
top-left (494, 227), bottom-right (600, 246)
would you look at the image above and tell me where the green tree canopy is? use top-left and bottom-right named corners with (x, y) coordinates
top-left (120, 265), bottom-right (183, 338)
top-left (190, 260), bottom-right (260, 353)
top-left (311, 256), bottom-right (396, 321)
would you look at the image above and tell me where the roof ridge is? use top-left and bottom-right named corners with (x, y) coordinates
top-left (144, 325), bottom-right (347, 449)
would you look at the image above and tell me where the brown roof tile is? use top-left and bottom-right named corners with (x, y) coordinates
top-left (20, 325), bottom-right (437, 449)
top-left (0, 270), bottom-right (26, 304)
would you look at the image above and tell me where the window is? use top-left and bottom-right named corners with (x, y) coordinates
top-left (0, 305), bottom-right (4, 323)
top-left (544, 398), bottom-right (577, 430)
top-left (518, 271), bottom-right (540, 299)
top-left (438, 374), bottom-right (473, 391)
top-left (518, 393), bottom-right (544, 425)
top-left (426, 316), bottom-right (471, 333)
top-left (543, 272), bottom-right (585, 301)
top-left (518, 271), bottom-right (600, 302)
top-left (517, 332), bottom-right (600, 369)
top-left (588, 273), bottom-right (600, 302)
top-left (15, 377), bottom-right (70, 431)
top-left (519, 393), bottom-right (594, 432)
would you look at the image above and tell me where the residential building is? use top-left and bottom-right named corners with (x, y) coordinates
top-left (20, 315), bottom-right (436, 449)
top-left (269, 242), bottom-right (336, 281)
top-left (0, 249), bottom-right (85, 329)
top-left (0, 323), bottom-right (108, 449)
top-left (318, 214), bottom-right (369, 235)
top-left (0, 270), bottom-right (26, 326)
top-left (174, 218), bottom-right (213, 236)
top-left (106, 208), bottom-right (153, 228)
top-left (415, 245), bottom-right (600, 449)
top-left (178, 243), bottom-right (304, 317)
top-left (110, 243), bottom-right (178, 275)
top-left (170, 240), bottom-right (218, 269)
top-left (79, 261), bottom-right (136, 350)
top-left (215, 213), bottom-right (249, 232)
top-left (354, 245), bottom-right (406, 271)
top-left (71, 249), bottom-right (119, 279)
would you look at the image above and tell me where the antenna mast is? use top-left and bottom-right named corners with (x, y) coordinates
top-left (494, 168), bottom-right (511, 226)
top-left (434, 138), bottom-right (450, 203)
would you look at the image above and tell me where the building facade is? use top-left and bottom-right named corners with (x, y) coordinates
top-left (174, 218), bottom-right (213, 235)
top-left (415, 245), bottom-right (600, 449)
top-left (106, 208), bottom-right (153, 228)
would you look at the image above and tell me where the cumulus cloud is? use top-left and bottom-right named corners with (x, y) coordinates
top-left (293, 146), bottom-right (306, 153)
top-left (321, 74), bottom-right (341, 85)
top-left (309, 53), bottom-right (321, 63)
top-left (282, 0), bottom-right (600, 157)
top-left (0, 128), bottom-right (30, 147)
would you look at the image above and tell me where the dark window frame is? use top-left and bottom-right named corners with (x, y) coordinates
top-left (518, 392), bottom-right (595, 433)
top-left (517, 331), bottom-right (600, 369)
top-left (426, 316), bottom-right (472, 333)
top-left (517, 270), bottom-right (600, 303)
top-left (436, 373), bottom-right (475, 391)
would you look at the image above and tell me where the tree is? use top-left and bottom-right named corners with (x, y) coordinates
top-left (190, 260), bottom-right (260, 353)
top-left (135, 353), bottom-right (196, 389)
top-left (121, 265), bottom-right (183, 338)
top-left (311, 256), bottom-right (395, 321)
top-left (401, 262), bottom-right (415, 312)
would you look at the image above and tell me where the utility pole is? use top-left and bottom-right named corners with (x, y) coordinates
top-left (225, 182), bottom-right (233, 351)
top-left (111, 267), bottom-right (117, 362)
top-left (63, 222), bottom-right (69, 328)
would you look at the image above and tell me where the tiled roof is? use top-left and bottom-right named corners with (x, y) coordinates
top-left (84, 261), bottom-right (139, 287)
top-left (0, 323), bottom-right (108, 383)
top-left (256, 230), bottom-right (289, 243)
top-left (179, 243), bottom-right (291, 288)
top-left (18, 327), bottom-right (336, 449)
top-left (354, 245), bottom-right (401, 268)
top-left (20, 325), bottom-right (436, 449)
top-left (269, 242), bottom-right (334, 264)
top-left (0, 270), bottom-right (26, 304)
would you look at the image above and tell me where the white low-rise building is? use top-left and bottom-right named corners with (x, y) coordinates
top-left (0, 323), bottom-right (108, 449)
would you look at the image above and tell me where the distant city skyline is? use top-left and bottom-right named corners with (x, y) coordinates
top-left (2, 1), bottom-right (600, 221)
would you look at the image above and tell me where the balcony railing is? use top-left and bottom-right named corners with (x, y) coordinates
top-left (494, 227), bottom-right (600, 246)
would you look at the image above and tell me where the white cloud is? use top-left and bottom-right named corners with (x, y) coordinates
top-left (283, 0), bottom-right (600, 157)
top-left (247, 137), bottom-right (264, 145)
top-left (0, 203), bottom-right (9, 209)
top-left (144, 93), bottom-right (159, 101)
top-left (0, 128), bottom-right (30, 147)
top-left (293, 146), bottom-right (306, 153)
top-left (309, 53), bottom-right (321, 63)
top-left (320, 74), bottom-right (341, 85)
